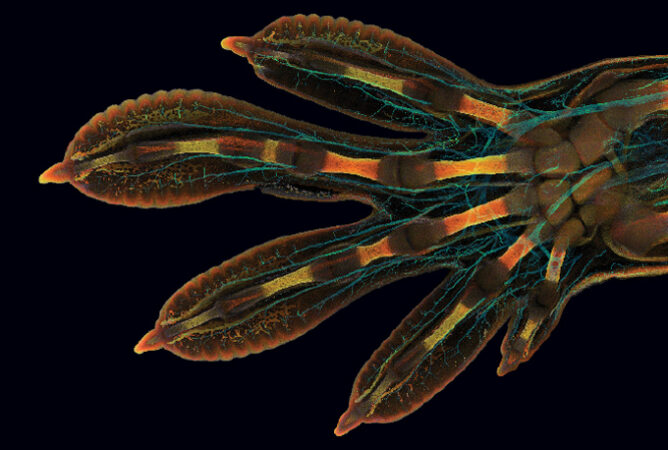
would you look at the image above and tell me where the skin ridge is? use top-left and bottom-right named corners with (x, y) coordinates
top-left (41, 14), bottom-right (667, 436)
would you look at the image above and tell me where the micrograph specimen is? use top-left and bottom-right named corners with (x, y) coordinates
top-left (40, 14), bottom-right (667, 435)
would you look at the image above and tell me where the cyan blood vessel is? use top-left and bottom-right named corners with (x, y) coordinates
top-left (40, 14), bottom-right (667, 436)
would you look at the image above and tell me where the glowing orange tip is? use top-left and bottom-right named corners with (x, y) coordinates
top-left (134, 328), bottom-right (166, 354)
top-left (497, 354), bottom-right (520, 376)
top-left (334, 407), bottom-right (364, 436)
top-left (39, 160), bottom-right (73, 184)
top-left (220, 36), bottom-right (249, 57)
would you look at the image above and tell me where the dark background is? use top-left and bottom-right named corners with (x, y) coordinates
top-left (22, 0), bottom-right (666, 447)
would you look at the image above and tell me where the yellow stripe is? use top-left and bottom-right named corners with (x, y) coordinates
top-left (519, 318), bottom-right (538, 343)
top-left (421, 302), bottom-right (472, 351)
top-left (261, 139), bottom-right (280, 163)
top-left (343, 66), bottom-right (405, 94)
top-left (259, 265), bottom-right (315, 298)
top-left (175, 139), bottom-right (220, 154)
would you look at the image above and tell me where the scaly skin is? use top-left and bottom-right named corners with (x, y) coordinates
top-left (40, 14), bottom-right (668, 436)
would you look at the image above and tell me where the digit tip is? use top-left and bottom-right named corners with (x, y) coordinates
top-left (220, 36), bottom-right (250, 57)
top-left (334, 406), bottom-right (364, 436)
top-left (39, 160), bottom-right (73, 184)
top-left (134, 328), bottom-right (166, 354)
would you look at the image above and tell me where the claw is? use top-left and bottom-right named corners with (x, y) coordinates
top-left (334, 405), bottom-right (366, 436)
top-left (39, 160), bottom-right (73, 184)
top-left (41, 13), bottom-right (668, 436)
top-left (220, 36), bottom-right (250, 57)
top-left (134, 329), bottom-right (167, 354)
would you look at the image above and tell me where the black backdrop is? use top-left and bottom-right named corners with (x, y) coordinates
top-left (25, 0), bottom-right (666, 447)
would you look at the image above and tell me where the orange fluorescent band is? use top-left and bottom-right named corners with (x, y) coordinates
top-left (498, 233), bottom-right (536, 271)
top-left (357, 237), bottom-right (394, 267)
top-left (545, 245), bottom-right (566, 282)
top-left (441, 195), bottom-right (510, 236)
top-left (433, 154), bottom-right (509, 180)
top-left (321, 152), bottom-right (380, 180)
top-left (458, 94), bottom-right (513, 127)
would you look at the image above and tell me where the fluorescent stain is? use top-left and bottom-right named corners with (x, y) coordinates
top-left (41, 14), bottom-right (668, 437)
